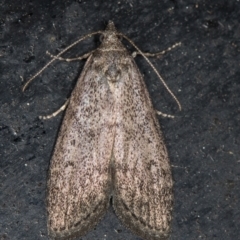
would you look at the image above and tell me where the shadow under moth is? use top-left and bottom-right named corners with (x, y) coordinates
top-left (23, 21), bottom-right (181, 240)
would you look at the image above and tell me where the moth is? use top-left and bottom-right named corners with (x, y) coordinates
top-left (24, 21), bottom-right (181, 240)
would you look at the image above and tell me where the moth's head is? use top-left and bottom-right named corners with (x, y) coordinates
top-left (98, 21), bottom-right (123, 50)
top-left (106, 20), bottom-right (117, 32)
top-left (102, 20), bottom-right (119, 41)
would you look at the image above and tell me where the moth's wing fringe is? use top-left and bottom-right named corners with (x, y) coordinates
top-left (47, 54), bottom-right (115, 239)
top-left (112, 58), bottom-right (173, 240)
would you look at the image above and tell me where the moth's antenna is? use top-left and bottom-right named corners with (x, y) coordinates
top-left (120, 33), bottom-right (182, 111)
top-left (23, 31), bottom-right (103, 92)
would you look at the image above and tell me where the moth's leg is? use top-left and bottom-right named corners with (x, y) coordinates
top-left (132, 42), bottom-right (181, 58)
top-left (46, 50), bottom-right (94, 62)
top-left (37, 49), bottom-right (92, 120)
top-left (39, 99), bottom-right (70, 120)
top-left (156, 110), bottom-right (174, 119)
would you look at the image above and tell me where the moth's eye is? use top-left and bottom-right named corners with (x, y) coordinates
top-left (100, 35), bottom-right (104, 42)
top-left (117, 35), bottom-right (122, 41)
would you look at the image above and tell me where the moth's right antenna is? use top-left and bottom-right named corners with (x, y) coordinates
top-left (120, 33), bottom-right (182, 111)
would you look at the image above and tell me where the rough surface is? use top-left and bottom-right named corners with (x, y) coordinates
top-left (0, 1), bottom-right (239, 240)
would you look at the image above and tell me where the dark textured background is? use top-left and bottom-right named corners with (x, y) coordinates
top-left (0, 0), bottom-right (239, 239)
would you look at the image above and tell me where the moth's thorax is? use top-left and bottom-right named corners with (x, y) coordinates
top-left (92, 50), bottom-right (130, 93)
top-left (93, 45), bottom-right (130, 90)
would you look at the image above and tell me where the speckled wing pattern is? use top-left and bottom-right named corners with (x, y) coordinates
top-left (47, 21), bottom-right (173, 240)
top-left (47, 52), bottom-right (115, 239)
top-left (112, 56), bottom-right (173, 240)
